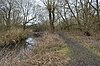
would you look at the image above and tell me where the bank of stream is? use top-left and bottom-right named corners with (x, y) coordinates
top-left (0, 33), bottom-right (39, 61)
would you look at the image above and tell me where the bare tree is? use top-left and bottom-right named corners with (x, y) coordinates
top-left (17, 0), bottom-right (36, 30)
top-left (65, 0), bottom-right (82, 30)
top-left (0, 0), bottom-right (16, 29)
top-left (41, 0), bottom-right (57, 33)
top-left (56, 0), bottom-right (70, 30)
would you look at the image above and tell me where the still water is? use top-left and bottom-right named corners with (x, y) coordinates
top-left (0, 36), bottom-right (37, 61)
top-left (25, 37), bottom-right (37, 49)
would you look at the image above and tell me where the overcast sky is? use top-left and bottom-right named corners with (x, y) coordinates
top-left (35, 0), bottom-right (43, 6)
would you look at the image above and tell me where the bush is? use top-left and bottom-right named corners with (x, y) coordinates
top-left (0, 27), bottom-right (29, 47)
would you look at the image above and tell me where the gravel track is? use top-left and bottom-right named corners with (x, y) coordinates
top-left (59, 33), bottom-right (100, 66)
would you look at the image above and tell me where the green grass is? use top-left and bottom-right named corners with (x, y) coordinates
top-left (90, 46), bottom-right (100, 56)
top-left (58, 45), bottom-right (71, 57)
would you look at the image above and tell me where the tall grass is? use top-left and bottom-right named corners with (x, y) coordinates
top-left (0, 27), bottom-right (29, 47)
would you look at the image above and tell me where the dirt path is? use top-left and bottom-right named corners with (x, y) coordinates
top-left (58, 33), bottom-right (100, 66)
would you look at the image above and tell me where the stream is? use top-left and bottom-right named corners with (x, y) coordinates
top-left (25, 37), bottom-right (37, 49)
top-left (0, 36), bottom-right (38, 61)
top-left (14, 36), bottom-right (37, 60)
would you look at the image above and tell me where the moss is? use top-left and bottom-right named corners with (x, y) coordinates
top-left (58, 45), bottom-right (72, 57)
top-left (90, 46), bottom-right (100, 56)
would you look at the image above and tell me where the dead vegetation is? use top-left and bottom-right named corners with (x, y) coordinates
top-left (0, 33), bottom-right (71, 66)
top-left (28, 33), bottom-right (71, 66)
top-left (0, 27), bottom-right (30, 48)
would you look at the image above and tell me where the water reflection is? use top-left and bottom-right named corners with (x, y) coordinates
top-left (25, 37), bottom-right (37, 49)
top-left (0, 36), bottom-right (37, 61)
top-left (16, 37), bottom-right (37, 60)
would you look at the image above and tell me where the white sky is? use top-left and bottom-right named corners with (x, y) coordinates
top-left (36, 0), bottom-right (40, 2)
top-left (35, 0), bottom-right (43, 5)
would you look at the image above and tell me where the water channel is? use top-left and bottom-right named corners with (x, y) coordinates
top-left (0, 35), bottom-right (38, 62)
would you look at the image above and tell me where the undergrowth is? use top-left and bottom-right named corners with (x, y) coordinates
top-left (0, 27), bottom-right (30, 47)
top-left (0, 33), bottom-right (71, 66)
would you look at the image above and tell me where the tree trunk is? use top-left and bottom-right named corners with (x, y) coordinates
top-left (23, 23), bottom-right (26, 30)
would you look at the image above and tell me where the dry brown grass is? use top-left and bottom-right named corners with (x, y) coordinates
top-left (30, 33), bottom-right (71, 66)
top-left (0, 33), bottom-right (71, 66)
top-left (35, 33), bottom-right (65, 52)
top-left (0, 27), bottom-right (29, 47)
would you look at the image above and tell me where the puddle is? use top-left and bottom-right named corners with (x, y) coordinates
top-left (25, 37), bottom-right (37, 49)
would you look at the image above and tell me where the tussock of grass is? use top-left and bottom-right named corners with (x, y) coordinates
top-left (0, 27), bottom-right (29, 47)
